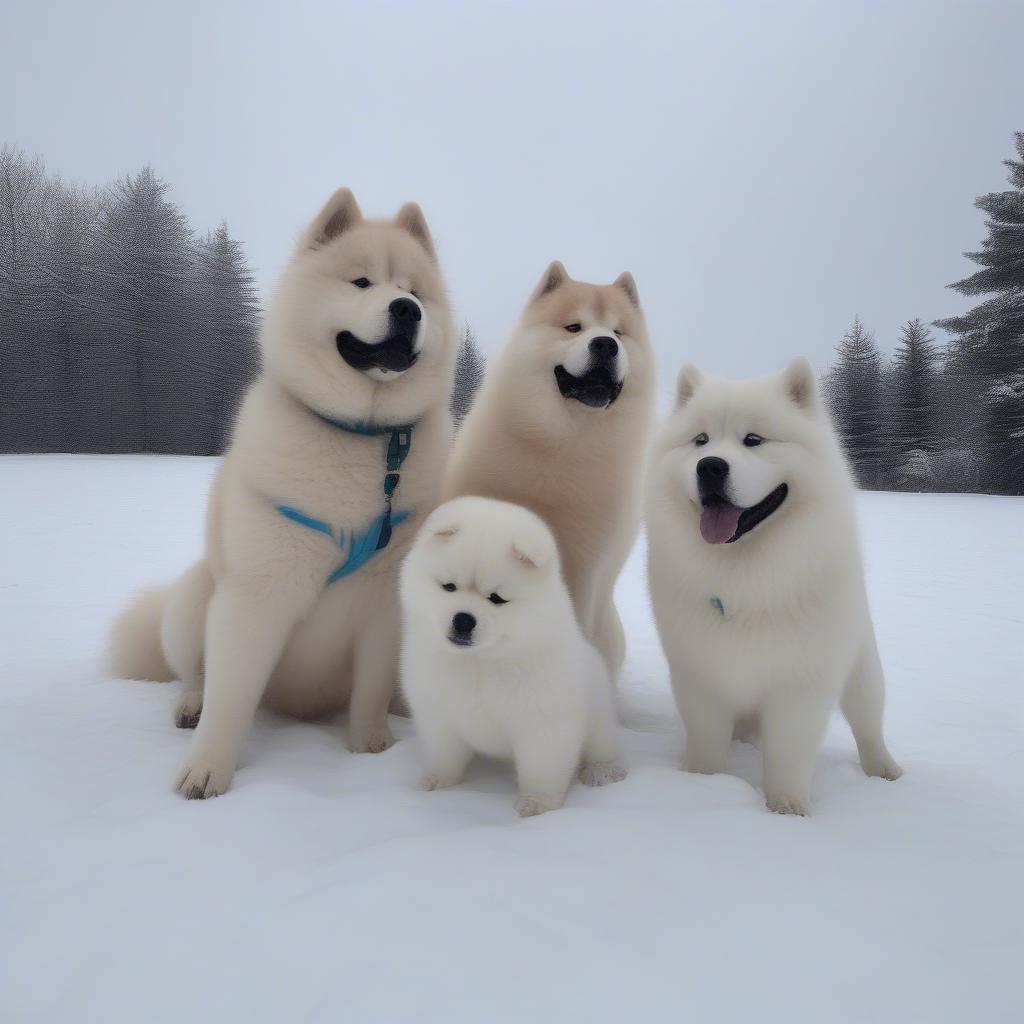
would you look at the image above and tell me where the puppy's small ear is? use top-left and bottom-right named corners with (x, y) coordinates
top-left (676, 364), bottom-right (703, 407)
top-left (511, 540), bottom-right (551, 571)
top-left (306, 188), bottom-right (362, 248)
top-left (781, 357), bottom-right (816, 410)
top-left (613, 271), bottom-right (640, 308)
top-left (395, 202), bottom-right (436, 259)
top-left (531, 260), bottom-right (569, 302)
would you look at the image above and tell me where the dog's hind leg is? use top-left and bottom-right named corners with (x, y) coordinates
top-left (161, 561), bottom-right (213, 729)
top-left (841, 633), bottom-right (902, 782)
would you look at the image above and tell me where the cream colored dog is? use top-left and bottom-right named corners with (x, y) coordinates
top-left (401, 496), bottom-right (626, 817)
top-left (443, 262), bottom-right (655, 677)
top-left (109, 188), bottom-right (456, 798)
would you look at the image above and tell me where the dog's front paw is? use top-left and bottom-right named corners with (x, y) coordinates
top-left (351, 726), bottom-right (396, 754)
top-left (419, 773), bottom-right (459, 791)
top-left (174, 693), bottom-right (202, 730)
top-left (578, 761), bottom-right (627, 787)
top-left (175, 759), bottom-right (233, 800)
top-left (862, 755), bottom-right (903, 781)
top-left (765, 791), bottom-right (810, 816)
top-left (515, 794), bottom-right (562, 818)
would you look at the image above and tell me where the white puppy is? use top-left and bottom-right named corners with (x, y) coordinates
top-left (645, 359), bottom-right (902, 815)
top-left (400, 496), bottom-right (626, 817)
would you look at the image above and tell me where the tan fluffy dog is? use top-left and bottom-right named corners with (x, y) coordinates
top-left (110, 189), bottom-right (456, 798)
top-left (443, 261), bottom-right (655, 676)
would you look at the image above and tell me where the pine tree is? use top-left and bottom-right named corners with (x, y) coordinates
top-left (887, 318), bottom-right (940, 487)
top-left (934, 132), bottom-right (1024, 494)
top-left (0, 146), bottom-right (48, 452)
top-left (193, 223), bottom-right (261, 453)
top-left (823, 316), bottom-right (885, 487)
top-left (0, 150), bottom-right (262, 455)
top-left (90, 166), bottom-right (198, 451)
top-left (451, 324), bottom-right (485, 426)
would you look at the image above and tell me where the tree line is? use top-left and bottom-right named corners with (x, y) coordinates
top-left (0, 146), bottom-right (260, 455)
top-left (825, 132), bottom-right (1024, 495)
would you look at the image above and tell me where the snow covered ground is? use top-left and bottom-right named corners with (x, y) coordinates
top-left (2, 455), bottom-right (1021, 1023)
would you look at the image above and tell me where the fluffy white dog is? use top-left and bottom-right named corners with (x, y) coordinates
top-left (109, 189), bottom-right (456, 797)
top-left (400, 496), bottom-right (626, 817)
top-left (645, 359), bottom-right (902, 815)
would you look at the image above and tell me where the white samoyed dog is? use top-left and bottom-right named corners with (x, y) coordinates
top-left (645, 359), bottom-right (902, 815)
top-left (400, 496), bottom-right (626, 817)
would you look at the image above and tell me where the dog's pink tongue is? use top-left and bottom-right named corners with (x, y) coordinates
top-left (700, 504), bottom-right (742, 544)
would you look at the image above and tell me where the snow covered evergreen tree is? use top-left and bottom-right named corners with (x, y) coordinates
top-left (0, 149), bottom-right (261, 455)
top-left (934, 132), bottom-right (1024, 494)
top-left (193, 223), bottom-right (261, 453)
top-left (823, 317), bottom-right (885, 487)
top-left (886, 318), bottom-right (940, 487)
top-left (451, 324), bottom-right (485, 426)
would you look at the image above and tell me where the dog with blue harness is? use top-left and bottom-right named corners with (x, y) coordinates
top-left (276, 414), bottom-right (416, 587)
top-left (109, 187), bottom-right (458, 800)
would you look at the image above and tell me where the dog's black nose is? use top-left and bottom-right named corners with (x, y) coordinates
top-left (452, 612), bottom-right (476, 636)
top-left (589, 336), bottom-right (618, 360)
top-left (697, 456), bottom-right (729, 484)
top-left (389, 297), bottom-right (422, 323)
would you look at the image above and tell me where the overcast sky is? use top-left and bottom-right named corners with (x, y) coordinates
top-left (3, 0), bottom-right (1021, 388)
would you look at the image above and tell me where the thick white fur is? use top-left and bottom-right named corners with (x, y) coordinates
top-left (400, 497), bottom-right (626, 817)
top-left (443, 264), bottom-right (655, 677)
top-left (645, 358), bottom-right (902, 815)
top-left (109, 189), bottom-right (456, 798)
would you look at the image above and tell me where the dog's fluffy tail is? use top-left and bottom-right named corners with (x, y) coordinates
top-left (108, 586), bottom-right (174, 682)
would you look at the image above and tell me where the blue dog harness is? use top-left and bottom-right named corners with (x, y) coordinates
top-left (276, 412), bottom-right (415, 586)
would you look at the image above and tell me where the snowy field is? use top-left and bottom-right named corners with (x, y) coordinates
top-left (2, 455), bottom-right (1022, 1023)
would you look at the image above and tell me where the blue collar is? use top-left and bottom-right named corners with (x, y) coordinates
top-left (312, 409), bottom-right (415, 438)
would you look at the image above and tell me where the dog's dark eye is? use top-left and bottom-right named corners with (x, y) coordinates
top-left (565, 323), bottom-right (582, 333)
top-left (613, 329), bottom-right (623, 338)
top-left (351, 277), bottom-right (372, 289)
top-left (743, 433), bottom-right (764, 447)
top-left (694, 432), bottom-right (709, 446)
top-left (441, 582), bottom-right (456, 592)
top-left (488, 593), bottom-right (508, 605)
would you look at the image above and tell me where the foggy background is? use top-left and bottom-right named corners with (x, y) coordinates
top-left (2, 0), bottom-right (1021, 382)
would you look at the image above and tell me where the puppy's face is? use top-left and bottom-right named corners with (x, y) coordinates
top-left (265, 189), bottom-right (454, 419)
top-left (402, 499), bottom-right (560, 658)
top-left (656, 359), bottom-right (824, 545)
top-left (506, 262), bottom-right (653, 415)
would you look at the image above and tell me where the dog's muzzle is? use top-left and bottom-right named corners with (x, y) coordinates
top-left (554, 336), bottom-right (623, 409)
top-left (336, 297), bottom-right (422, 376)
top-left (696, 457), bottom-right (789, 544)
top-left (447, 611), bottom-right (476, 648)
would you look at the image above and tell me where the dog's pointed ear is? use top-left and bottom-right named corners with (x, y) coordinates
top-left (306, 188), bottom-right (363, 248)
top-left (395, 202), bottom-right (436, 259)
top-left (531, 260), bottom-right (569, 302)
top-left (781, 357), bottom-right (816, 410)
top-left (676, 364), bottom-right (704, 407)
top-left (613, 271), bottom-right (640, 308)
